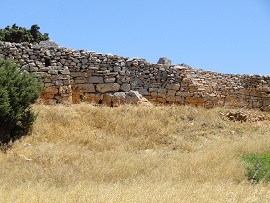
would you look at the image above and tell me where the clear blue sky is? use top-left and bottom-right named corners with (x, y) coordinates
top-left (1, 0), bottom-right (269, 75)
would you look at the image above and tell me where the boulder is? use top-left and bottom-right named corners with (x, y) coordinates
top-left (99, 91), bottom-right (151, 107)
top-left (39, 39), bottom-right (59, 47)
top-left (125, 91), bottom-right (151, 106)
top-left (157, 57), bottom-right (172, 65)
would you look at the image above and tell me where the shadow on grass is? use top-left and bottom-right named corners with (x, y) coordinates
top-left (0, 112), bottom-right (35, 150)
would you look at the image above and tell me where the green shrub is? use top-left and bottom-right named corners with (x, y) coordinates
top-left (0, 24), bottom-right (49, 44)
top-left (0, 59), bottom-right (43, 143)
top-left (242, 153), bottom-right (270, 183)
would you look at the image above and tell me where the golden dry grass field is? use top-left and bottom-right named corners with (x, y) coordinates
top-left (1, 104), bottom-right (270, 202)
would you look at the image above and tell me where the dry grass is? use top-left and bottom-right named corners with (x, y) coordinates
top-left (1, 104), bottom-right (270, 202)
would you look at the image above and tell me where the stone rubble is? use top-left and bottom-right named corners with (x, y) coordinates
top-left (0, 41), bottom-right (270, 110)
top-left (222, 111), bottom-right (270, 122)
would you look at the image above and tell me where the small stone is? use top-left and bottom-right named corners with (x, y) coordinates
top-left (60, 67), bottom-right (70, 75)
top-left (48, 70), bottom-right (58, 75)
top-left (104, 77), bottom-right (116, 83)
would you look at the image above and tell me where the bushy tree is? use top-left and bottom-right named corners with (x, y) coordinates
top-left (0, 59), bottom-right (43, 143)
top-left (0, 23), bottom-right (49, 44)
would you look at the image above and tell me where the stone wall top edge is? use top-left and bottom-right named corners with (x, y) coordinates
top-left (0, 41), bottom-right (269, 78)
top-left (0, 40), bottom-right (149, 61)
top-left (172, 65), bottom-right (270, 78)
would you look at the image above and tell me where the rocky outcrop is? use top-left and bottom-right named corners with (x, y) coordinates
top-left (38, 39), bottom-right (59, 48)
top-left (157, 57), bottom-right (172, 65)
top-left (0, 41), bottom-right (270, 110)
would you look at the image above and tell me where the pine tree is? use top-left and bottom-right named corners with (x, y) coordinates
top-left (0, 59), bottom-right (43, 143)
top-left (0, 24), bottom-right (49, 44)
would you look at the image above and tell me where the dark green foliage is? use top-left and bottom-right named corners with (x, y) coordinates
top-left (0, 59), bottom-right (43, 143)
top-left (242, 153), bottom-right (270, 183)
top-left (0, 24), bottom-right (49, 44)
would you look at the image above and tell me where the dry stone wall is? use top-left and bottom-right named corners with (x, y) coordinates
top-left (1, 41), bottom-right (270, 110)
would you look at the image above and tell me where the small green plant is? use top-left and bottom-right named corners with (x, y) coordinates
top-left (0, 59), bottom-right (43, 143)
top-left (0, 23), bottom-right (49, 44)
top-left (242, 153), bottom-right (270, 183)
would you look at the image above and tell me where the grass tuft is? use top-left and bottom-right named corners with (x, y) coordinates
top-left (242, 153), bottom-right (270, 184)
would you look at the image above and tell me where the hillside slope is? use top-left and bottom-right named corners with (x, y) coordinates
top-left (1, 104), bottom-right (270, 202)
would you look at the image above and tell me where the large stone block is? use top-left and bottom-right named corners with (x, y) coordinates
top-left (111, 92), bottom-right (126, 107)
top-left (74, 84), bottom-right (95, 92)
top-left (113, 91), bottom-right (150, 106)
top-left (167, 90), bottom-right (176, 96)
top-left (88, 76), bottom-right (104, 84)
top-left (43, 87), bottom-right (59, 94)
top-left (72, 90), bottom-right (82, 104)
top-left (96, 83), bottom-right (120, 93)
top-left (185, 97), bottom-right (206, 103)
top-left (150, 92), bottom-right (158, 97)
top-left (40, 93), bottom-right (55, 99)
top-left (168, 84), bottom-right (180, 91)
top-left (83, 93), bottom-right (103, 103)
top-left (166, 96), bottom-right (176, 102)
top-left (156, 97), bottom-right (166, 103)
top-left (157, 92), bottom-right (166, 98)
top-left (157, 57), bottom-right (172, 65)
top-left (102, 93), bottom-right (113, 106)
